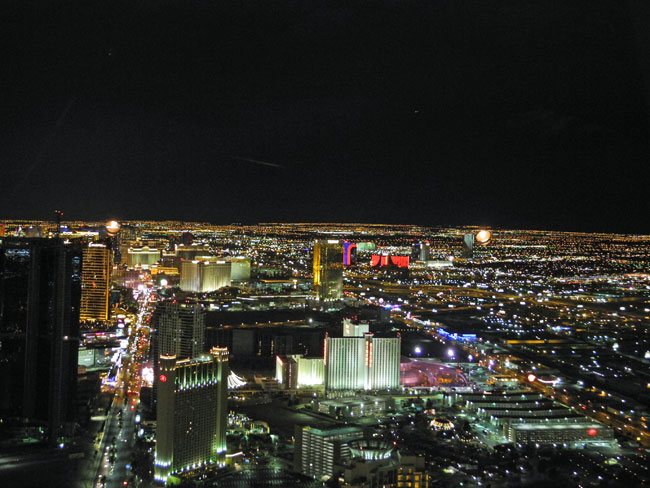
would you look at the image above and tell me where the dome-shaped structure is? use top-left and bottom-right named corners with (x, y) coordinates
top-left (348, 440), bottom-right (397, 461)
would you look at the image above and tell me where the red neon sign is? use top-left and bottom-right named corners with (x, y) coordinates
top-left (159, 374), bottom-right (167, 383)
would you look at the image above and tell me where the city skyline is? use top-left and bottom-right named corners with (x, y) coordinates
top-left (3, 0), bottom-right (650, 485)
top-left (1, 221), bottom-right (650, 487)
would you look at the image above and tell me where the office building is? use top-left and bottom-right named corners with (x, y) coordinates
top-left (0, 237), bottom-right (82, 440)
top-left (294, 425), bottom-right (362, 480)
top-left (154, 347), bottom-right (229, 485)
top-left (313, 239), bottom-right (343, 301)
top-left (80, 242), bottom-right (111, 321)
top-left (180, 258), bottom-right (231, 293)
top-left (325, 332), bottom-right (401, 392)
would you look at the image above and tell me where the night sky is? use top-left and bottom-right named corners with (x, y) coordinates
top-left (2, 0), bottom-right (649, 232)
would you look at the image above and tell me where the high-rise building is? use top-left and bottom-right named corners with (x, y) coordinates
top-left (325, 332), bottom-right (401, 392)
top-left (0, 237), bottom-right (82, 440)
top-left (343, 242), bottom-right (357, 266)
top-left (275, 355), bottom-right (298, 389)
top-left (294, 425), bottom-right (362, 480)
top-left (180, 258), bottom-right (231, 293)
top-left (152, 301), bottom-right (206, 408)
top-left (153, 301), bottom-right (205, 361)
top-left (313, 239), bottom-right (343, 301)
top-left (462, 234), bottom-right (475, 259)
top-left (80, 242), bottom-right (111, 321)
top-left (154, 347), bottom-right (229, 485)
top-left (411, 241), bottom-right (430, 262)
top-left (275, 354), bottom-right (325, 388)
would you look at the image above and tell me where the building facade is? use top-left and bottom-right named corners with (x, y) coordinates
top-left (294, 425), bottom-right (362, 480)
top-left (153, 301), bottom-right (205, 360)
top-left (80, 242), bottom-right (111, 321)
top-left (154, 348), bottom-right (229, 485)
top-left (313, 239), bottom-right (343, 301)
top-left (0, 237), bottom-right (82, 440)
top-left (127, 246), bottom-right (161, 268)
top-left (325, 333), bottom-right (401, 392)
top-left (276, 354), bottom-right (325, 388)
top-left (180, 258), bottom-right (231, 293)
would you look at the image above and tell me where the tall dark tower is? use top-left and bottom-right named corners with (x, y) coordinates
top-left (0, 237), bottom-right (82, 441)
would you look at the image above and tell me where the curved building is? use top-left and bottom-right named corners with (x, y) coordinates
top-left (400, 358), bottom-right (469, 387)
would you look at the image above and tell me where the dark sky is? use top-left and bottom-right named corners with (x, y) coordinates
top-left (2, 0), bottom-right (649, 232)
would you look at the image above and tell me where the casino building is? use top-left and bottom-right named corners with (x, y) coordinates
top-left (154, 348), bottom-right (229, 485)
top-left (324, 325), bottom-right (400, 392)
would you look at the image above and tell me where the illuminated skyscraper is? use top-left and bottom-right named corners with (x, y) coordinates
top-left (0, 237), bottom-right (82, 440)
top-left (153, 301), bottom-right (205, 361)
top-left (324, 332), bottom-right (400, 392)
top-left (313, 239), bottom-right (343, 301)
top-left (80, 242), bottom-right (111, 321)
top-left (154, 347), bottom-right (229, 485)
top-left (152, 301), bottom-right (206, 408)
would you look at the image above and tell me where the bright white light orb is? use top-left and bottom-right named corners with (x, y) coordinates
top-left (106, 220), bottom-right (121, 235)
top-left (476, 229), bottom-right (491, 244)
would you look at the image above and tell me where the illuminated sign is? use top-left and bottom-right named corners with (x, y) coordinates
top-left (588, 428), bottom-right (598, 436)
top-left (527, 374), bottom-right (537, 383)
top-left (159, 374), bottom-right (167, 383)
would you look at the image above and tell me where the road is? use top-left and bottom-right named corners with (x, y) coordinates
top-left (88, 288), bottom-right (154, 488)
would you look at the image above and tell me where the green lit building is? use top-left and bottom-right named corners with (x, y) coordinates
top-left (313, 239), bottom-right (343, 301)
top-left (154, 347), bottom-right (229, 485)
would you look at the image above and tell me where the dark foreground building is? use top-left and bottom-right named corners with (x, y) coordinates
top-left (0, 237), bottom-right (82, 441)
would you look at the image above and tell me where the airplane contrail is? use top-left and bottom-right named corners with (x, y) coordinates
top-left (231, 157), bottom-right (284, 169)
